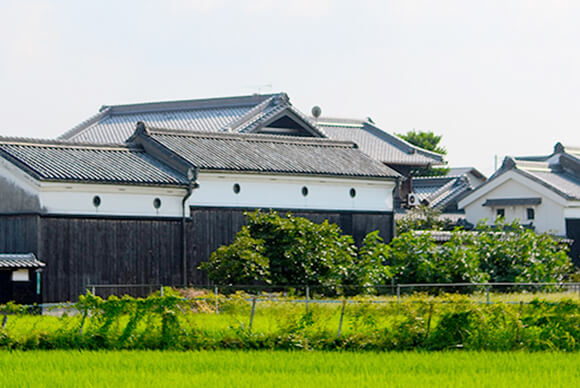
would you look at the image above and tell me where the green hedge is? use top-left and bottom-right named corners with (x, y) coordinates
top-left (200, 211), bottom-right (574, 293)
top-left (1, 293), bottom-right (579, 351)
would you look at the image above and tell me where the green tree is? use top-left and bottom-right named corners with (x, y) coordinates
top-left (396, 130), bottom-right (449, 176)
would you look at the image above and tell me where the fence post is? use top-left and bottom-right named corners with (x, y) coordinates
top-left (160, 285), bottom-right (164, 297)
top-left (337, 299), bottom-right (347, 338)
top-left (486, 286), bottom-right (490, 304)
top-left (1, 313), bottom-right (7, 329)
top-left (305, 286), bottom-right (310, 312)
top-left (91, 286), bottom-right (96, 295)
top-left (249, 296), bottom-right (257, 331)
top-left (214, 286), bottom-right (219, 315)
top-left (396, 285), bottom-right (401, 303)
top-left (425, 303), bottom-right (434, 341)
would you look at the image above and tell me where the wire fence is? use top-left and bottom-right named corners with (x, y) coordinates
top-left (85, 282), bottom-right (580, 303)
top-left (1, 282), bottom-right (579, 322)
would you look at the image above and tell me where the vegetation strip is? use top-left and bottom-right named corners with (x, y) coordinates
top-left (1, 292), bottom-right (579, 351)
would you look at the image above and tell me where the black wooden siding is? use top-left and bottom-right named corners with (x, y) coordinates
top-left (0, 209), bottom-right (393, 302)
top-left (566, 218), bottom-right (580, 267)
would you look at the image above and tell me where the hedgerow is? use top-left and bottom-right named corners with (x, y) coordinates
top-left (200, 211), bottom-right (575, 293)
top-left (1, 292), bottom-right (579, 351)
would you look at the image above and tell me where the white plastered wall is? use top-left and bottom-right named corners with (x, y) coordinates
top-left (190, 172), bottom-right (394, 212)
top-left (39, 183), bottom-right (185, 217)
top-left (459, 170), bottom-right (568, 235)
top-left (0, 162), bottom-right (396, 217)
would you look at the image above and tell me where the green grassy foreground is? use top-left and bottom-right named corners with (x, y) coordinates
top-left (0, 350), bottom-right (578, 387)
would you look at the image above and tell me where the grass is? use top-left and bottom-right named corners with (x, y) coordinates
top-left (0, 350), bottom-right (578, 387)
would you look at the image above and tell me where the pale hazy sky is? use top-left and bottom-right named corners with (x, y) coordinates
top-left (1, 0), bottom-right (579, 176)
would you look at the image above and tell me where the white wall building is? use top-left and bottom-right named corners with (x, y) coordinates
top-left (458, 143), bottom-right (580, 265)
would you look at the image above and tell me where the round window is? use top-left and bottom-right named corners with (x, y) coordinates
top-left (153, 198), bottom-right (162, 209)
top-left (92, 195), bottom-right (101, 208)
top-left (349, 188), bottom-right (356, 198)
top-left (233, 183), bottom-right (241, 194)
top-left (301, 186), bottom-right (309, 197)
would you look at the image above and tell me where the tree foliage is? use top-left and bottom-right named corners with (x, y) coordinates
top-left (200, 212), bottom-right (575, 294)
top-left (396, 205), bottom-right (456, 234)
top-left (397, 130), bottom-right (446, 155)
top-left (396, 130), bottom-right (449, 176)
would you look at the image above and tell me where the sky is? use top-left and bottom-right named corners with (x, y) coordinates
top-left (1, 0), bottom-right (579, 177)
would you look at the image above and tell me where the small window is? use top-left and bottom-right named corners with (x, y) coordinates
top-left (301, 186), bottom-right (309, 197)
top-left (12, 269), bottom-right (29, 282)
top-left (153, 198), bottom-right (162, 209)
top-left (527, 208), bottom-right (535, 220)
top-left (233, 183), bottom-right (241, 194)
top-left (92, 195), bottom-right (101, 208)
top-left (349, 188), bottom-right (356, 198)
top-left (496, 208), bottom-right (505, 218)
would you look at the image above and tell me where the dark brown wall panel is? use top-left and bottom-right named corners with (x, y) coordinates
top-left (1, 209), bottom-right (393, 302)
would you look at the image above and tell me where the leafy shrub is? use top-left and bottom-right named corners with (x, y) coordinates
top-left (201, 211), bottom-right (375, 295)
top-left (474, 221), bottom-right (573, 283)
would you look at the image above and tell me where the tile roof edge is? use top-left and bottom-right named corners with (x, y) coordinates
top-left (366, 124), bottom-right (446, 162)
top-left (105, 93), bottom-right (281, 115)
top-left (143, 125), bottom-right (358, 148)
top-left (58, 108), bottom-right (112, 140)
top-left (192, 168), bottom-right (399, 179)
top-left (222, 95), bottom-right (281, 132)
top-left (0, 136), bottom-right (142, 152)
top-left (517, 168), bottom-right (579, 200)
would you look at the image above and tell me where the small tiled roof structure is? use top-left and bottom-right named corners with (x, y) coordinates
top-left (412, 175), bottom-right (473, 212)
top-left (0, 253), bottom-right (45, 269)
top-left (59, 93), bottom-right (325, 144)
top-left (447, 167), bottom-right (487, 188)
top-left (315, 117), bottom-right (445, 168)
top-left (460, 142), bottom-right (580, 207)
top-left (130, 123), bottom-right (400, 179)
top-left (0, 137), bottom-right (187, 187)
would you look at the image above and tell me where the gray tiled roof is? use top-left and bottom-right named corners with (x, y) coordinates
top-left (59, 93), bottom-right (325, 144)
top-left (477, 145), bottom-right (580, 202)
top-left (135, 126), bottom-right (400, 179)
top-left (0, 137), bottom-right (187, 187)
top-left (412, 175), bottom-right (473, 211)
top-left (315, 118), bottom-right (445, 167)
top-left (525, 169), bottom-right (580, 200)
top-left (0, 253), bottom-right (45, 269)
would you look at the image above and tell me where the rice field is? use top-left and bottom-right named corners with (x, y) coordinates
top-left (0, 350), bottom-right (578, 387)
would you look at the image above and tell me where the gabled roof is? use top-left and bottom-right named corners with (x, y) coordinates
top-left (0, 136), bottom-right (187, 187)
top-left (447, 167), bottom-right (487, 187)
top-left (129, 123), bottom-right (400, 179)
top-left (314, 117), bottom-right (445, 167)
top-left (59, 93), bottom-right (325, 143)
top-left (412, 174), bottom-right (473, 211)
top-left (0, 253), bottom-right (45, 269)
top-left (459, 144), bottom-right (580, 208)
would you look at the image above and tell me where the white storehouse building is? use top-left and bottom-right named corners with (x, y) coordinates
top-left (458, 143), bottom-right (580, 265)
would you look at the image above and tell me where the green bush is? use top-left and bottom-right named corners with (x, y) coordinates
top-left (200, 211), bottom-right (574, 294)
top-left (201, 211), bottom-right (376, 295)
